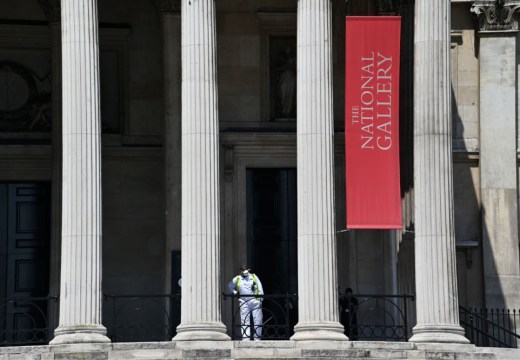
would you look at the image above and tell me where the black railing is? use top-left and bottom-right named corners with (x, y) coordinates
top-left (0, 296), bottom-right (58, 346)
top-left (340, 294), bottom-right (415, 341)
top-left (459, 306), bottom-right (520, 348)
top-left (103, 294), bottom-right (181, 342)
top-left (223, 293), bottom-right (297, 340)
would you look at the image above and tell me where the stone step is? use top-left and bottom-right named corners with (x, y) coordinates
top-left (301, 349), bottom-right (406, 358)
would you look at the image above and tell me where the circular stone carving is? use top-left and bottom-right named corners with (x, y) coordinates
top-left (0, 69), bottom-right (31, 112)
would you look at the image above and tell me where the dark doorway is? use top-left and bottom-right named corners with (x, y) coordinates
top-left (246, 168), bottom-right (297, 332)
top-left (0, 183), bottom-right (50, 345)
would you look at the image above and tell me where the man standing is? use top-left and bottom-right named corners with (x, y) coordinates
top-left (228, 265), bottom-right (264, 340)
top-left (340, 287), bottom-right (359, 339)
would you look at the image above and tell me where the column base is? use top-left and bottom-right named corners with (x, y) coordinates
top-left (409, 324), bottom-right (469, 344)
top-left (173, 322), bottom-right (230, 341)
top-left (291, 322), bottom-right (347, 341)
top-left (50, 324), bottom-right (111, 345)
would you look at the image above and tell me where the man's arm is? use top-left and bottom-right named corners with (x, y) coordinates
top-left (228, 277), bottom-right (237, 294)
top-left (256, 276), bottom-right (264, 296)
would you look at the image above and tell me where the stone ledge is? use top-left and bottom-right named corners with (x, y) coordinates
top-left (234, 340), bottom-right (294, 349)
top-left (301, 349), bottom-right (369, 357)
top-left (181, 349), bottom-right (232, 358)
top-left (351, 341), bottom-right (415, 350)
top-left (111, 343), bottom-right (176, 351)
top-left (0, 342), bottom-right (519, 359)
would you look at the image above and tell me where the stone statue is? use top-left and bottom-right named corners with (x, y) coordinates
top-left (275, 45), bottom-right (296, 119)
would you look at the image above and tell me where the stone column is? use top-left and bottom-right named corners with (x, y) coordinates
top-left (50, 0), bottom-right (109, 344)
top-left (410, 0), bottom-right (468, 343)
top-left (292, 0), bottom-right (346, 341)
top-left (173, 0), bottom-right (229, 341)
top-left (37, 0), bottom-right (62, 334)
top-left (160, 0), bottom-right (182, 298)
top-left (471, 1), bottom-right (520, 310)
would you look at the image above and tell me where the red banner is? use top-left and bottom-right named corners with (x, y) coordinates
top-left (345, 17), bottom-right (402, 229)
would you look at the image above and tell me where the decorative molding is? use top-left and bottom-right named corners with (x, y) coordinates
top-left (37, 0), bottom-right (61, 24)
top-left (160, 0), bottom-right (180, 13)
top-left (471, 1), bottom-right (520, 32)
top-left (224, 145), bottom-right (234, 183)
top-left (0, 61), bottom-right (51, 132)
top-left (451, 30), bottom-right (464, 47)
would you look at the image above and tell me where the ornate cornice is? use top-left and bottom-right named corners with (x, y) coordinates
top-left (160, 0), bottom-right (180, 13)
top-left (471, 0), bottom-right (520, 32)
top-left (37, 0), bottom-right (61, 24)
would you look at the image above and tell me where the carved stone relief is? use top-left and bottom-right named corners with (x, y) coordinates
top-left (0, 60), bottom-right (52, 132)
top-left (471, 1), bottom-right (520, 32)
top-left (378, 0), bottom-right (400, 14)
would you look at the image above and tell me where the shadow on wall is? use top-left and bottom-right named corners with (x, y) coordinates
top-left (451, 82), bottom-right (486, 310)
top-left (396, 0), bottom-right (416, 330)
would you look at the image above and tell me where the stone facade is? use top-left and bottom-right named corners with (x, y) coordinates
top-left (0, 0), bottom-right (519, 357)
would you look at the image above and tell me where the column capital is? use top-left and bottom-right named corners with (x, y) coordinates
top-left (160, 0), bottom-right (180, 13)
top-left (471, 1), bottom-right (520, 32)
top-left (37, 0), bottom-right (61, 24)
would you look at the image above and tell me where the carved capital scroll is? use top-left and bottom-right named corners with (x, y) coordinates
top-left (471, 1), bottom-right (520, 32)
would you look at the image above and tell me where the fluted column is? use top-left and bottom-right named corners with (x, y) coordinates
top-left (291, 0), bottom-right (346, 341)
top-left (410, 0), bottom-right (468, 343)
top-left (50, 0), bottom-right (109, 345)
top-left (173, 0), bottom-right (229, 341)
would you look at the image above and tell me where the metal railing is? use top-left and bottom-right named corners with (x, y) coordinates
top-left (459, 306), bottom-right (520, 348)
top-left (223, 293), bottom-right (298, 340)
top-left (103, 294), bottom-right (181, 342)
top-left (0, 296), bottom-right (58, 346)
top-left (340, 294), bottom-right (415, 341)
top-left (0, 292), bottom-right (419, 345)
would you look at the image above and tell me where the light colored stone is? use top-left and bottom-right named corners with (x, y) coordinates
top-left (291, 0), bottom-right (345, 342)
top-left (108, 349), bottom-right (179, 359)
top-left (0, 342), bottom-right (519, 359)
top-left (173, 0), bottom-right (229, 341)
top-left (51, 0), bottom-right (109, 345)
top-left (410, 0), bottom-right (468, 344)
top-left (479, 33), bottom-right (520, 310)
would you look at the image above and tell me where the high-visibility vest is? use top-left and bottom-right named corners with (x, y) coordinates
top-left (234, 274), bottom-right (259, 295)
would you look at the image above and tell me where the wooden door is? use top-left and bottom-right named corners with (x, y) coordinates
top-left (0, 183), bottom-right (50, 344)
